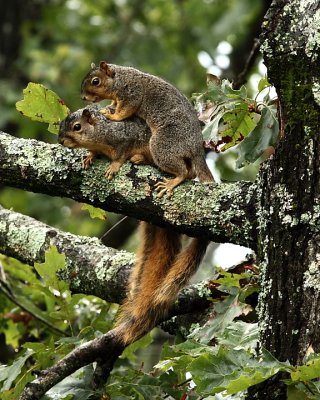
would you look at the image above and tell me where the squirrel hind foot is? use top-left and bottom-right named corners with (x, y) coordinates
top-left (155, 176), bottom-right (185, 198)
top-left (130, 154), bottom-right (146, 165)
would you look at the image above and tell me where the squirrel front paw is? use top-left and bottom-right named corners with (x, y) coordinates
top-left (99, 107), bottom-right (114, 117)
top-left (104, 162), bottom-right (121, 180)
top-left (82, 152), bottom-right (96, 169)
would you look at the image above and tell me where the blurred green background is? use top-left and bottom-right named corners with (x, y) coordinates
top-left (0, 0), bottom-right (269, 248)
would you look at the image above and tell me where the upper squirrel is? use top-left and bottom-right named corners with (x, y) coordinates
top-left (81, 61), bottom-right (214, 196)
top-left (58, 105), bottom-right (153, 179)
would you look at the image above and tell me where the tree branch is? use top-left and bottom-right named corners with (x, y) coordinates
top-left (0, 204), bottom-right (213, 315)
top-left (0, 131), bottom-right (258, 250)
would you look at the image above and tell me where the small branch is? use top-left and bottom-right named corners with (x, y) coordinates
top-left (19, 329), bottom-right (124, 400)
top-left (0, 279), bottom-right (66, 337)
top-left (232, 39), bottom-right (261, 89)
top-left (0, 132), bottom-right (258, 250)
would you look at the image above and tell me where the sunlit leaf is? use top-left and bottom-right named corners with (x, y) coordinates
top-left (34, 245), bottom-right (66, 287)
top-left (220, 105), bottom-right (257, 151)
top-left (16, 83), bottom-right (69, 134)
top-left (291, 355), bottom-right (320, 381)
top-left (258, 77), bottom-right (272, 92)
top-left (81, 204), bottom-right (107, 220)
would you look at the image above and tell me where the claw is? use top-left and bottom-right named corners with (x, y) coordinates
top-left (104, 162), bottom-right (121, 180)
top-left (82, 153), bottom-right (95, 169)
top-left (99, 107), bottom-right (113, 117)
top-left (104, 167), bottom-right (115, 180)
top-left (155, 179), bottom-right (173, 198)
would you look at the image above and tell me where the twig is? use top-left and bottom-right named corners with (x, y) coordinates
top-left (232, 39), bottom-right (261, 89)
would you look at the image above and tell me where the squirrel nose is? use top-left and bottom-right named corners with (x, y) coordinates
top-left (58, 137), bottom-right (64, 145)
top-left (81, 95), bottom-right (87, 101)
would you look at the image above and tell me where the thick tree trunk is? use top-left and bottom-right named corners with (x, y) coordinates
top-left (249, 0), bottom-right (320, 398)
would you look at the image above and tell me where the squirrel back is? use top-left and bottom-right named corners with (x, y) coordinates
top-left (81, 62), bottom-right (214, 196)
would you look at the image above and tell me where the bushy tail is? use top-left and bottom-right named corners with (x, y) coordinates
top-left (115, 222), bottom-right (209, 345)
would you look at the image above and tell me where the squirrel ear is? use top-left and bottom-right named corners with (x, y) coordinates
top-left (99, 61), bottom-right (114, 77)
top-left (91, 62), bottom-right (96, 69)
top-left (82, 109), bottom-right (94, 124)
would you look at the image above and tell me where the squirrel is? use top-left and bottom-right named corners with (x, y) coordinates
top-left (80, 61), bottom-right (214, 197)
top-left (58, 105), bottom-right (153, 178)
top-left (79, 63), bottom-right (214, 344)
top-left (59, 100), bottom-right (211, 345)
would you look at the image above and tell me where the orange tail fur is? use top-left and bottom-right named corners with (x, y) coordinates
top-left (115, 222), bottom-right (209, 345)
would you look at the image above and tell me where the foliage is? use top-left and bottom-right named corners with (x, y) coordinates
top-left (193, 77), bottom-right (278, 168)
top-left (81, 204), bottom-right (107, 220)
top-left (1, 1), bottom-right (314, 399)
top-left (2, 253), bottom-right (320, 399)
top-left (0, 247), bottom-right (118, 399)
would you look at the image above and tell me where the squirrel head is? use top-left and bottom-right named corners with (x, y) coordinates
top-left (81, 61), bottom-right (115, 102)
top-left (58, 108), bottom-right (97, 149)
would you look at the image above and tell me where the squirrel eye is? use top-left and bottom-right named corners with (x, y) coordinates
top-left (73, 123), bottom-right (81, 131)
top-left (91, 77), bottom-right (100, 86)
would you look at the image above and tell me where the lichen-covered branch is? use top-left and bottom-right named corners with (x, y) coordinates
top-left (0, 131), bottom-right (258, 250)
top-left (0, 205), bottom-right (212, 315)
top-left (0, 204), bottom-right (131, 303)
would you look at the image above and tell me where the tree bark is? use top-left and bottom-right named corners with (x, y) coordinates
top-left (0, 204), bottom-right (213, 318)
top-left (248, 0), bottom-right (320, 398)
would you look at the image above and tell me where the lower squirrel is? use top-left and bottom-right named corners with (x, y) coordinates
top-left (59, 106), bottom-right (210, 345)
top-left (58, 104), bottom-right (153, 178)
top-left (80, 61), bottom-right (214, 197)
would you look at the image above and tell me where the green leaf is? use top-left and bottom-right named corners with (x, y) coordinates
top-left (16, 83), bottom-right (69, 134)
top-left (81, 204), bottom-right (107, 220)
top-left (221, 80), bottom-right (247, 100)
top-left (258, 77), bottom-right (272, 93)
top-left (287, 384), bottom-right (315, 400)
top-left (0, 349), bottom-right (34, 391)
top-left (107, 368), bottom-right (165, 400)
top-left (213, 267), bottom-right (252, 288)
top-left (121, 332), bottom-right (153, 362)
top-left (189, 347), bottom-right (289, 396)
top-left (34, 245), bottom-right (66, 288)
top-left (220, 105), bottom-right (257, 151)
top-left (45, 365), bottom-right (101, 400)
top-left (291, 355), bottom-right (320, 381)
top-left (190, 290), bottom-right (251, 344)
top-left (216, 321), bottom-right (259, 350)
top-left (202, 110), bottom-right (224, 140)
top-left (236, 106), bottom-right (279, 168)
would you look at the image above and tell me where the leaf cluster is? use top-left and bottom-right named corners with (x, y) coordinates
top-left (193, 77), bottom-right (279, 168)
top-left (1, 251), bottom-right (320, 399)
